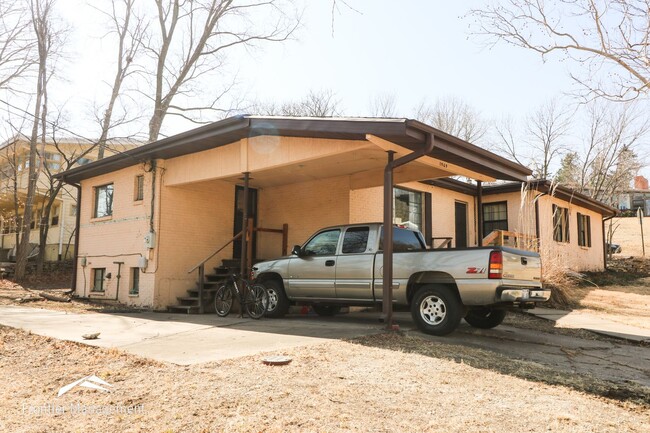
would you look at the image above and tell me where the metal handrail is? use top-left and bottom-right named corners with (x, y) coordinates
top-left (188, 231), bottom-right (242, 274)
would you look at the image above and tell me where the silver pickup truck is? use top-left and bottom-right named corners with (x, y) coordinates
top-left (252, 223), bottom-right (550, 335)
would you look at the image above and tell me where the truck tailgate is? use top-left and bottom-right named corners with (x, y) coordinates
top-left (501, 249), bottom-right (542, 282)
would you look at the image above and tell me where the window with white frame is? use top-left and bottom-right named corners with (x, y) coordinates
top-left (94, 184), bottom-right (114, 218)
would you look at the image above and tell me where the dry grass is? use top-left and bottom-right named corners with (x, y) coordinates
top-left (1, 326), bottom-right (649, 433)
top-left (610, 216), bottom-right (650, 257)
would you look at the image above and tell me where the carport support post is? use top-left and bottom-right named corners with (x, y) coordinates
top-left (477, 181), bottom-right (483, 246)
top-left (240, 172), bottom-right (250, 277)
top-left (382, 133), bottom-right (435, 330)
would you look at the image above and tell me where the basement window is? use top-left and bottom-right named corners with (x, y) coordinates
top-left (130, 267), bottom-right (140, 295)
top-left (577, 213), bottom-right (592, 247)
top-left (92, 268), bottom-right (105, 292)
top-left (94, 184), bottom-right (114, 218)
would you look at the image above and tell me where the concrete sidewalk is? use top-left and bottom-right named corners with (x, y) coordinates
top-left (529, 307), bottom-right (650, 343)
top-left (0, 305), bottom-right (384, 365)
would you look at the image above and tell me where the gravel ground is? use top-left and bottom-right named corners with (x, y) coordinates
top-left (1, 325), bottom-right (649, 433)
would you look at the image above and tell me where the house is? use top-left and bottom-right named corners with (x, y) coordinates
top-left (56, 116), bottom-right (533, 310)
top-left (0, 136), bottom-right (137, 262)
top-left (618, 175), bottom-right (650, 215)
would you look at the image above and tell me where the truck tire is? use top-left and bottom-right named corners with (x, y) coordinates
top-left (410, 285), bottom-right (462, 336)
top-left (263, 279), bottom-right (290, 318)
top-left (312, 305), bottom-right (341, 316)
top-left (464, 308), bottom-right (507, 329)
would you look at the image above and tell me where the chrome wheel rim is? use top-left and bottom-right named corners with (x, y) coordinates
top-left (419, 295), bottom-right (446, 325)
top-left (266, 288), bottom-right (278, 312)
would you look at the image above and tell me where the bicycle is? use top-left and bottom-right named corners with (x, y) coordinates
top-left (214, 273), bottom-right (268, 319)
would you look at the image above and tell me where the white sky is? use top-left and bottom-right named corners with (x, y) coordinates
top-left (3, 0), bottom-right (649, 177)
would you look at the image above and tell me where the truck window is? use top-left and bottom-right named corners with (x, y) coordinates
top-left (342, 226), bottom-right (370, 254)
top-left (303, 229), bottom-right (341, 256)
top-left (379, 227), bottom-right (426, 252)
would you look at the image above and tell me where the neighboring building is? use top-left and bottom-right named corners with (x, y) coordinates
top-left (56, 116), bottom-right (531, 309)
top-left (618, 175), bottom-right (650, 215)
top-left (0, 136), bottom-right (138, 261)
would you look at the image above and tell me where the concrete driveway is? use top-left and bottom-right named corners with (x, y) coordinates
top-left (0, 306), bottom-right (387, 364)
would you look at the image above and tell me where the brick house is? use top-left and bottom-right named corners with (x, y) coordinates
top-left (56, 116), bottom-right (614, 310)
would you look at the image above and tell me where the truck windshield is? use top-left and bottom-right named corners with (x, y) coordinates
top-left (379, 227), bottom-right (426, 252)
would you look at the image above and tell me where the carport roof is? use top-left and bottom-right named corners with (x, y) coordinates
top-left (56, 115), bottom-right (532, 184)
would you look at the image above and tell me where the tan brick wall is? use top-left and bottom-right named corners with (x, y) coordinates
top-left (76, 164), bottom-right (155, 307)
top-left (154, 179), bottom-right (235, 308)
top-left (256, 176), bottom-right (351, 259)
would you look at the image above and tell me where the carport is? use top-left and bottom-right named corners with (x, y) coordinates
top-left (57, 116), bottom-right (531, 319)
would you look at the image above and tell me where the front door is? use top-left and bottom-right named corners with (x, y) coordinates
top-left (454, 201), bottom-right (468, 248)
top-left (233, 185), bottom-right (258, 259)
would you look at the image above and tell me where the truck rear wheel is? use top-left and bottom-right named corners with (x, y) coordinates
top-left (410, 285), bottom-right (462, 336)
top-left (262, 280), bottom-right (290, 318)
top-left (464, 308), bottom-right (507, 329)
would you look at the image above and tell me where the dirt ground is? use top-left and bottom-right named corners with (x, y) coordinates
top-left (1, 324), bottom-right (649, 433)
top-left (610, 216), bottom-right (650, 257)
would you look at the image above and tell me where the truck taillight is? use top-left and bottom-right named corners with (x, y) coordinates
top-left (488, 251), bottom-right (503, 279)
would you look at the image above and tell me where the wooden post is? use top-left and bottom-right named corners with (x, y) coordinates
top-left (282, 223), bottom-right (288, 256)
top-left (240, 172), bottom-right (250, 276)
top-left (198, 264), bottom-right (205, 314)
top-left (639, 208), bottom-right (645, 257)
top-left (477, 181), bottom-right (483, 246)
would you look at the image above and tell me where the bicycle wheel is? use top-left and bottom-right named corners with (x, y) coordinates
top-left (214, 284), bottom-right (233, 317)
top-left (244, 283), bottom-right (268, 319)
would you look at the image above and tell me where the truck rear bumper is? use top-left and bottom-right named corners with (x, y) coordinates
top-left (497, 287), bottom-right (551, 302)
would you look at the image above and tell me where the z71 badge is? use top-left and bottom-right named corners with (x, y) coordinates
top-left (466, 267), bottom-right (486, 274)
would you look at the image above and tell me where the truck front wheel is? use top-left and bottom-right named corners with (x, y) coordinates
top-left (410, 285), bottom-right (462, 336)
top-left (262, 280), bottom-right (290, 318)
top-left (464, 308), bottom-right (507, 329)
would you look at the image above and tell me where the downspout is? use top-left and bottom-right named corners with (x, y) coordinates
top-left (602, 215), bottom-right (615, 270)
top-left (70, 182), bottom-right (81, 293)
top-left (382, 132), bottom-right (435, 329)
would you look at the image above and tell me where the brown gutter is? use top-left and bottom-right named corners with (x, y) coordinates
top-left (382, 133), bottom-right (435, 329)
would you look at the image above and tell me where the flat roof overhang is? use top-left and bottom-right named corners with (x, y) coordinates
top-left (55, 116), bottom-right (532, 185)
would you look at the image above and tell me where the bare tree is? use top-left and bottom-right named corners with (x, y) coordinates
top-left (494, 115), bottom-right (528, 167)
top-left (526, 99), bottom-right (571, 179)
top-left (253, 89), bottom-right (342, 117)
top-left (414, 96), bottom-right (488, 143)
top-left (144, 0), bottom-right (299, 142)
top-left (0, 0), bottom-right (35, 89)
top-left (94, 0), bottom-right (146, 159)
top-left (469, 0), bottom-right (650, 100)
top-left (369, 93), bottom-right (398, 117)
top-left (14, 0), bottom-right (63, 280)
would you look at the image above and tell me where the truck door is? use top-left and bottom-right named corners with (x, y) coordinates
top-left (335, 226), bottom-right (375, 300)
top-left (287, 228), bottom-right (340, 298)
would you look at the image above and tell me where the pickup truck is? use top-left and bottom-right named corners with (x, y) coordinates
top-left (251, 223), bottom-right (550, 335)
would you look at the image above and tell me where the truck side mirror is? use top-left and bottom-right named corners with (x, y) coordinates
top-left (291, 245), bottom-right (302, 256)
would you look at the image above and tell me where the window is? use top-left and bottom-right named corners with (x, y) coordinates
top-left (394, 187), bottom-right (423, 231)
top-left (380, 227), bottom-right (426, 252)
top-left (577, 213), bottom-right (592, 247)
top-left (303, 229), bottom-right (341, 256)
top-left (483, 202), bottom-right (508, 235)
top-left (553, 204), bottom-right (570, 243)
top-left (51, 205), bottom-right (59, 226)
top-left (342, 227), bottom-right (370, 254)
top-left (94, 184), bottom-right (114, 218)
top-left (134, 175), bottom-right (144, 201)
top-left (130, 268), bottom-right (140, 295)
top-left (77, 157), bottom-right (92, 166)
top-left (92, 268), bottom-right (105, 292)
top-left (70, 204), bottom-right (77, 216)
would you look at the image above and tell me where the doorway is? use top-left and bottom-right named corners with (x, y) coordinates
top-left (454, 201), bottom-right (468, 248)
top-left (233, 185), bottom-right (258, 259)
